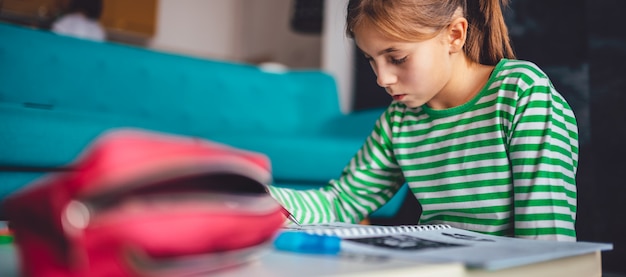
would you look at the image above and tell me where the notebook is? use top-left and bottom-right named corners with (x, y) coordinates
top-left (283, 223), bottom-right (613, 271)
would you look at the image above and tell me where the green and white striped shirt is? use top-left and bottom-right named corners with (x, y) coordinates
top-left (270, 59), bottom-right (578, 241)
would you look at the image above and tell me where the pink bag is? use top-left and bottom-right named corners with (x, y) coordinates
top-left (3, 129), bottom-right (286, 277)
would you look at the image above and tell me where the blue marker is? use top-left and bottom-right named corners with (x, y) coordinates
top-left (273, 231), bottom-right (341, 255)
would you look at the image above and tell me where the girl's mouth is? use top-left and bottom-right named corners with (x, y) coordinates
top-left (392, 94), bottom-right (406, 101)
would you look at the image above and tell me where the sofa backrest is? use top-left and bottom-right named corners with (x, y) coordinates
top-left (0, 23), bottom-right (342, 168)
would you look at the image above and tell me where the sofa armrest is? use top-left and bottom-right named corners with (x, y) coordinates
top-left (320, 108), bottom-right (386, 138)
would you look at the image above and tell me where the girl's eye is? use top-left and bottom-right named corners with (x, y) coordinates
top-left (390, 56), bottom-right (407, 65)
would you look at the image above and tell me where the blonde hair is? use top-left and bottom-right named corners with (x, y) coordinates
top-left (346, 0), bottom-right (515, 65)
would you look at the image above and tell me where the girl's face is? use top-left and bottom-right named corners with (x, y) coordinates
top-left (354, 24), bottom-right (455, 109)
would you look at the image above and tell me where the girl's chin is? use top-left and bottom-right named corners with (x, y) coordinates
top-left (394, 98), bottom-right (425, 108)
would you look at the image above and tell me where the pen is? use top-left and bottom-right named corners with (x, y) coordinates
top-left (273, 231), bottom-right (390, 262)
top-left (0, 234), bottom-right (13, 244)
top-left (273, 231), bottom-right (341, 255)
top-left (280, 207), bottom-right (301, 226)
top-left (0, 226), bottom-right (13, 245)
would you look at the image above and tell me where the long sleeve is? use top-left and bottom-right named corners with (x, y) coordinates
top-left (269, 109), bottom-right (405, 224)
top-left (508, 71), bottom-right (578, 241)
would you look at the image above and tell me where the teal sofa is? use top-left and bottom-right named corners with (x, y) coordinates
top-left (0, 23), bottom-right (407, 219)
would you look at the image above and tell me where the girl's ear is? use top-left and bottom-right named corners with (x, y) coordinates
top-left (447, 17), bottom-right (468, 53)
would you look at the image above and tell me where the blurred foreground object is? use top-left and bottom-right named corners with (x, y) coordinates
top-left (2, 128), bottom-right (285, 277)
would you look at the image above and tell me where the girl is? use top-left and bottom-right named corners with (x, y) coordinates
top-left (270, 0), bottom-right (578, 241)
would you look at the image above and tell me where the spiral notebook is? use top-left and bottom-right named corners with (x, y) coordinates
top-left (282, 223), bottom-right (613, 271)
top-left (287, 223), bottom-right (452, 237)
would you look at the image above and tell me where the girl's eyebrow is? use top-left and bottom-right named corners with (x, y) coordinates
top-left (377, 47), bottom-right (399, 56)
top-left (359, 47), bottom-right (399, 57)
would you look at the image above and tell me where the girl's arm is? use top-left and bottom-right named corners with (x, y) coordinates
top-left (508, 71), bottom-right (579, 241)
top-left (269, 108), bottom-right (405, 224)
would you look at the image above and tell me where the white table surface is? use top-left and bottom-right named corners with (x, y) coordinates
top-left (0, 242), bottom-right (464, 277)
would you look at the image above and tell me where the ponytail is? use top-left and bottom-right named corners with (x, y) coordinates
top-left (464, 0), bottom-right (515, 65)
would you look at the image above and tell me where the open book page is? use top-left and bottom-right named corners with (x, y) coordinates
top-left (283, 223), bottom-right (613, 271)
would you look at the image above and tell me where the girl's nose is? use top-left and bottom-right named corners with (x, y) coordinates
top-left (375, 66), bottom-right (397, 88)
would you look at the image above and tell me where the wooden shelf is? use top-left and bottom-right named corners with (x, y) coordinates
top-left (101, 0), bottom-right (157, 37)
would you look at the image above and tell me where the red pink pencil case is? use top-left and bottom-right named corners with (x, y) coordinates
top-left (2, 128), bottom-right (286, 277)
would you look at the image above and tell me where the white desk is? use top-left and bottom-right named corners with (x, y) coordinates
top-left (202, 249), bottom-right (602, 277)
top-left (0, 243), bottom-right (602, 277)
top-left (0, 243), bottom-right (462, 277)
top-left (208, 250), bottom-right (464, 277)
top-left (0, 244), bottom-right (19, 277)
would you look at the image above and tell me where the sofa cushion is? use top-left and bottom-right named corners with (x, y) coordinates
top-left (0, 105), bottom-right (179, 167)
top-left (0, 23), bottom-right (343, 137)
top-left (209, 134), bottom-right (367, 184)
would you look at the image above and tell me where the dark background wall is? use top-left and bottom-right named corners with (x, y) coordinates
top-left (360, 1), bottom-right (626, 275)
